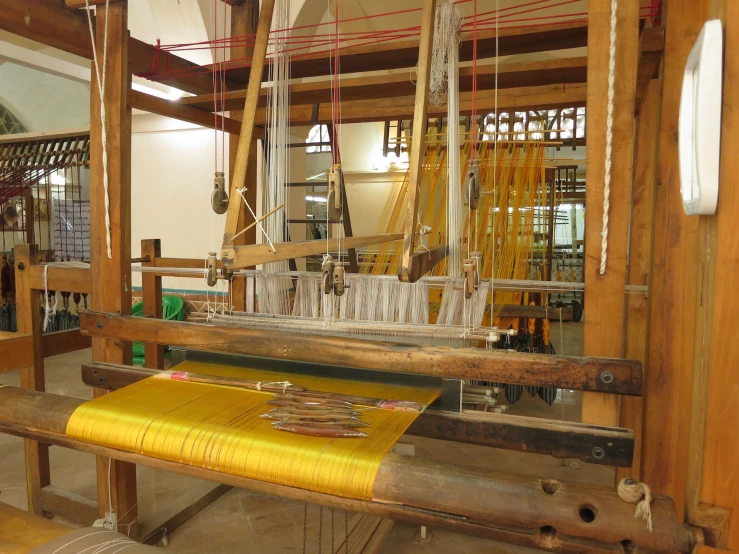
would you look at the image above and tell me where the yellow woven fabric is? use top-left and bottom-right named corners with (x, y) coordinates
top-left (66, 361), bottom-right (439, 500)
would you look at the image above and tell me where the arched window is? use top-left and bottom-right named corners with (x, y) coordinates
top-left (306, 124), bottom-right (331, 153)
top-left (0, 102), bottom-right (27, 135)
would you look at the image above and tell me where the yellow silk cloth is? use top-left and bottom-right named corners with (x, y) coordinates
top-left (66, 361), bottom-right (440, 500)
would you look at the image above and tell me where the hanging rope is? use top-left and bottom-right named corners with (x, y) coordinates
top-left (617, 478), bottom-right (653, 533)
top-left (85, 0), bottom-right (113, 259)
top-left (599, 0), bottom-right (618, 275)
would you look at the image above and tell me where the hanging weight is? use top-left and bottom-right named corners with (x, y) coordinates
top-left (206, 252), bottom-right (218, 287)
top-left (211, 172), bottom-right (229, 214)
top-left (465, 159), bottom-right (480, 210)
top-left (327, 165), bottom-right (342, 222)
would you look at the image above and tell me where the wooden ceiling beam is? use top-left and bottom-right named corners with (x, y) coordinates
top-left (249, 83), bottom-right (587, 126)
top-left (182, 56), bottom-right (589, 112)
top-left (222, 22), bottom-right (590, 84)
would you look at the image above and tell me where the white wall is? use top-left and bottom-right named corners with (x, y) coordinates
top-left (130, 114), bottom-right (227, 292)
top-left (0, 63), bottom-right (89, 131)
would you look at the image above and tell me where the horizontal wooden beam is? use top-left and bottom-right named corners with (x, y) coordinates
top-left (222, 234), bottom-right (404, 269)
top-left (0, 331), bottom-right (33, 372)
top-left (39, 485), bottom-right (98, 527)
top-left (81, 362), bottom-right (635, 467)
top-left (41, 329), bottom-right (91, 358)
top-left (79, 312), bottom-right (643, 395)
top-left (65, 0), bottom-right (118, 6)
top-left (406, 410), bottom-right (634, 467)
top-left (25, 264), bottom-right (91, 294)
top-left (0, 386), bottom-right (695, 554)
top-left (252, 84), bottom-right (587, 127)
top-left (182, 57), bottom-right (589, 112)
top-left (223, 22), bottom-right (590, 84)
top-left (498, 304), bottom-right (575, 320)
top-left (127, 89), bottom-right (255, 137)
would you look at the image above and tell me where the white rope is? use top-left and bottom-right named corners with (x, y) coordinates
top-left (618, 478), bottom-right (653, 532)
top-left (600, 0), bottom-right (618, 275)
top-left (237, 187), bottom-right (277, 253)
top-left (85, 0), bottom-right (113, 259)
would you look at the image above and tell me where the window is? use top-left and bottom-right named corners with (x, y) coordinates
top-left (0, 102), bottom-right (27, 135)
top-left (306, 124), bottom-right (331, 153)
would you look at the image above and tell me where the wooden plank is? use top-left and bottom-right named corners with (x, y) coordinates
top-left (127, 89), bottom-right (252, 137)
top-left (221, 234), bottom-right (404, 271)
top-left (0, 386), bottom-right (695, 554)
top-left (616, 79), bottom-right (660, 483)
top-left (221, 0), bottom-right (276, 247)
top-left (581, 0), bottom-right (640, 427)
top-left (141, 239), bottom-right (164, 370)
top-left (13, 244), bottom-right (50, 516)
top-left (80, 313), bottom-right (643, 395)
top-left (39, 485), bottom-right (98, 527)
top-left (407, 410), bottom-right (634, 467)
top-left (399, 0), bottom-right (438, 283)
top-left (0, 127), bottom-right (89, 145)
top-left (27, 264), bottom-right (91, 294)
top-left (694, 0), bottom-right (739, 549)
top-left (183, 57), bottom-right (590, 112)
top-left (89, 2), bottom-right (138, 539)
top-left (80, 362), bottom-right (635, 467)
top-left (0, 332), bottom-right (33, 372)
top-left (641, 0), bottom-right (707, 518)
top-left (140, 484), bottom-right (231, 545)
top-left (41, 329), bottom-right (91, 358)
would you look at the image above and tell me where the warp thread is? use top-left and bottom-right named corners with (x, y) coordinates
top-left (617, 478), bottom-right (653, 533)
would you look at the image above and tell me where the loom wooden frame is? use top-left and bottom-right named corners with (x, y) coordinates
top-left (2, 0), bottom-right (739, 552)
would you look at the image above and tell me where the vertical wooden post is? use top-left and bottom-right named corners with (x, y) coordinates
top-left (23, 189), bottom-right (35, 247)
top-left (616, 78), bottom-right (661, 483)
top-left (688, 1), bottom-right (738, 547)
top-left (13, 243), bottom-right (49, 515)
top-left (89, 2), bottom-right (138, 538)
top-left (399, 0), bottom-right (437, 283)
top-left (141, 239), bottom-right (164, 370)
top-left (640, 0), bottom-right (707, 518)
top-left (582, 0), bottom-right (639, 427)
top-left (229, 0), bottom-right (259, 309)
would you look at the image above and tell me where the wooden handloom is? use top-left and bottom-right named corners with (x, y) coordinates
top-left (1, 0), bottom-right (738, 553)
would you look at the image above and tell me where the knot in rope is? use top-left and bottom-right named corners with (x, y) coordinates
top-left (618, 478), bottom-right (653, 533)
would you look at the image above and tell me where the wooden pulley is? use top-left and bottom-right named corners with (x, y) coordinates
top-left (327, 164), bottom-right (342, 223)
top-left (206, 252), bottom-right (218, 287)
top-left (332, 266), bottom-right (347, 297)
top-left (462, 254), bottom-right (481, 300)
top-left (211, 171), bottom-right (229, 214)
top-left (465, 159), bottom-right (480, 210)
top-left (322, 255), bottom-right (335, 295)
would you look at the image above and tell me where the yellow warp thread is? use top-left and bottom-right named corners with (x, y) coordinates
top-left (66, 361), bottom-right (440, 500)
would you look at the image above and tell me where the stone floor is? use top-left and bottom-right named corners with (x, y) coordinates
top-left (0, 321), bottom-right (608, 553)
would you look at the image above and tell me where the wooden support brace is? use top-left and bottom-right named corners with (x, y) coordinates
top-left (141, 239), bottom-right (164, 370)
top-left (12, 244), bottom-right (49, 516)
top-left (221, 0), bottom-right (276, 248)
top-left (399, 0), bottom-right (446, 283)
top-left (0, 331), bottom-right (33, 372)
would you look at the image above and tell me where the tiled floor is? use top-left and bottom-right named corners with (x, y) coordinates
top-left (0, 322), bottom-right (609, 553)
